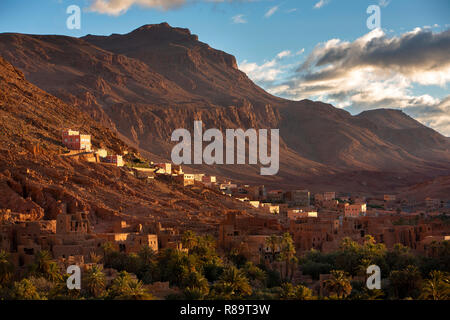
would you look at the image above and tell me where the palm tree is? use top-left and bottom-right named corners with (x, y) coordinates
top-left (217, 266), bottom-right (252, 298)
top-left (109, 271), bottom-right (153, 300)
top-left (101, 242), bottom-right (115, 266)
top-left (30, 250), bottom-right (61, 282)
top-left (420, 271), bottom-right (450, 300)
top-left (182, 231), bottom-right (198, 251)
top-left (11, 278), bottom-right (41, 300)
top-left (0, 250), bottom-right (14, 285)
top-left (280, 282), bottom-right (313, 300)
top-left (89, 251), bottom-right (102, 264)
top-left (48, 274), bottom-right (81, 300)
top-left (280, 233), bottom-right (296, 281)
top-left (46, 261), bottom-right (62, 283)
top-left (324, 270), bottom-right (352, 299)
top-left (265, 235), bottom-right (280, 263)
top-left (109, 271), bottom-right (132, 298)
top-left (280, 282), bottom-right (296, 300)
top-left (84, 265), bottom-right (106, 298)
top-left (389, 265), bottom-right (422, 299)
top-left (295, 284), bottom-right (313, 300)
top-left (183, 270), bottom-right (209, 295)
top-left (120, 279), bottom-right (153, 300)
top-left (138, 245), bottom-right (156, 265)
top-left (184, 286), bottom-right (206, 300)
top-left (32, 250), bottom-right (52, 275)
top-left (289, 256), bottom-right (299, 282)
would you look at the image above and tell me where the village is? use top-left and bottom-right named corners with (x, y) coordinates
top-left (0, 128), bottom-right (449, 299)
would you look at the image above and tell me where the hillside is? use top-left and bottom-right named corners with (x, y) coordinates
top-left (0, 23), bottom-right (449, 193)
top-left (0, 56), bottom-right (252, 232)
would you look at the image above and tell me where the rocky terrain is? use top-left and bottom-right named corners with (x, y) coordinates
top-left (0, 56), bottom-right (252, 231)
top-left (398, 175), bottom-right (450, 200)
top-left (0, 23), bottom-right (449, 193)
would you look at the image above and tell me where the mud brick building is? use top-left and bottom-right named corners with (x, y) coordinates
top-left (62, 129), bottom-right (91, 151)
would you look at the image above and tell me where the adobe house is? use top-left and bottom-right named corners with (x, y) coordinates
top-left (241, 234), bottom-right (280, 264)
top-left (218, 211), bottom-right (283, 251)
top-left (344, 203), bottom-right (367, 217)
top-left (56, 212), bottom-right (91, 235)
top-left (96, 233), bottom-right (158, 254)
top-left (175, 173), bottom-right (195, 186)
top-left (289, 217), bottom-right (338, 252)
top-left (101, 155), bottom-right (124, 167)
top-left (62, 129), bottom-right (91, 151)
top-left (285, 190), bottom-right (310, 207)
top-left (144, 222), bottom-right (184, 250)
top-left (155, 163), bottom-right (172, 174)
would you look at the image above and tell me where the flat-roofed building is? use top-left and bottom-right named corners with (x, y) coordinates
top-left (62, 129), bottom-right (91, 151)
top-left (155, 163), bottom-right (172, 175)
top-left (287, 190), bottom-right (310, 206)
top-left (101, 155), bottom-right (124, 167)
top-left (344, 203), bottom-right (367, 217)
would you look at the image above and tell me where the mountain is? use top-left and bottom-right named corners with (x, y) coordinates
top-left (0, 55), bottom-right (250, 231)
top-left (398, 175), bottom-right (450, 201)
top-left (0, 23), bottom-right (449, 193)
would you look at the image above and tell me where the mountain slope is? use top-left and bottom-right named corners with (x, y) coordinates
top-left (0, 23), bottom-right (449, 192)
top-left (0, 56), bottom-right (251, 232)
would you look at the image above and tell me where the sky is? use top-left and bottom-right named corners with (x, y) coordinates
top-left (0, 0), bottom-right (449, 136)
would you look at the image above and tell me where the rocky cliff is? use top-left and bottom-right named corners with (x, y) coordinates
top-left (1, 23), bottom-right (449, 193)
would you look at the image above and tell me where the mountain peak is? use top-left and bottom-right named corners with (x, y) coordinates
top-left (127, 22), bottom-right (198, 41)
top-left (357, 108), bottom-right (424, 129)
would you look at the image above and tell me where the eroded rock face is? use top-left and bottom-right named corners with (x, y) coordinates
top-left (0, 180), bottom-right (44, 220)
top-left (1, 24), bottom-right (449, 193)
top-left (0, 55), bottom-right (254, 231)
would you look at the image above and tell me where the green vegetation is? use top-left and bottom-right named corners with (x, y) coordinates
top-left (125, 156), bottom-right (152, 168)
top-left (298, 236), bottom-right (450, 299)
top-left (0, 234), bottom-right (448, 300)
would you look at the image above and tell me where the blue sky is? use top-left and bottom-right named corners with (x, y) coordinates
top-left (0, 0), bottom-right (449, 135)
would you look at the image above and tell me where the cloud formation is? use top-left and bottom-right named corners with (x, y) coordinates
top-left (276, 50), bottom-right (291, 59)
top-left (239, 50), bottom-right (293, 84)
top-left (314, 0), bottom-right (330, 9)
top-left (88, 0), bottom-right (246, 15)
top-left (232, 14), bottom-right (247, 24)
top-left (88, 0), bottom-right (185, 15)
top-left (241, 28), bottom-right (450, 136)
top-left (404, 97), bottom-right (450, 136)
top-left (264, 5), bottom-right (279, 18)
top-left (290, 28), bottom-right (450, 101)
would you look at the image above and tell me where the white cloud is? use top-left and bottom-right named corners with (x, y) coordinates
top-left (232, 14), bottom-right (247, 24)
top-left (239, 59), bottom-right (282, 83)
top-left (240, 28), bottom-right (450, 135)
top-left (88, 0), bottom-right (184, 15)
top-left (296, 48), bottom-right (305, 55)
top-left (405, 96), bottom-right (450, 136)
top-left (314, 0), bottom-right (329, 9)
top-left (88, 0), bottom-right (250, 16)
top-left (277, 50), bottom-right (291, 59)
top-left (264, 5), bottom-right (279, 18)
top-left (239, 49), bottom-right (296, 83)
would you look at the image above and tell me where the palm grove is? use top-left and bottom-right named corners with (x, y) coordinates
top-left (0, 232), bottom-right (449, 300)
